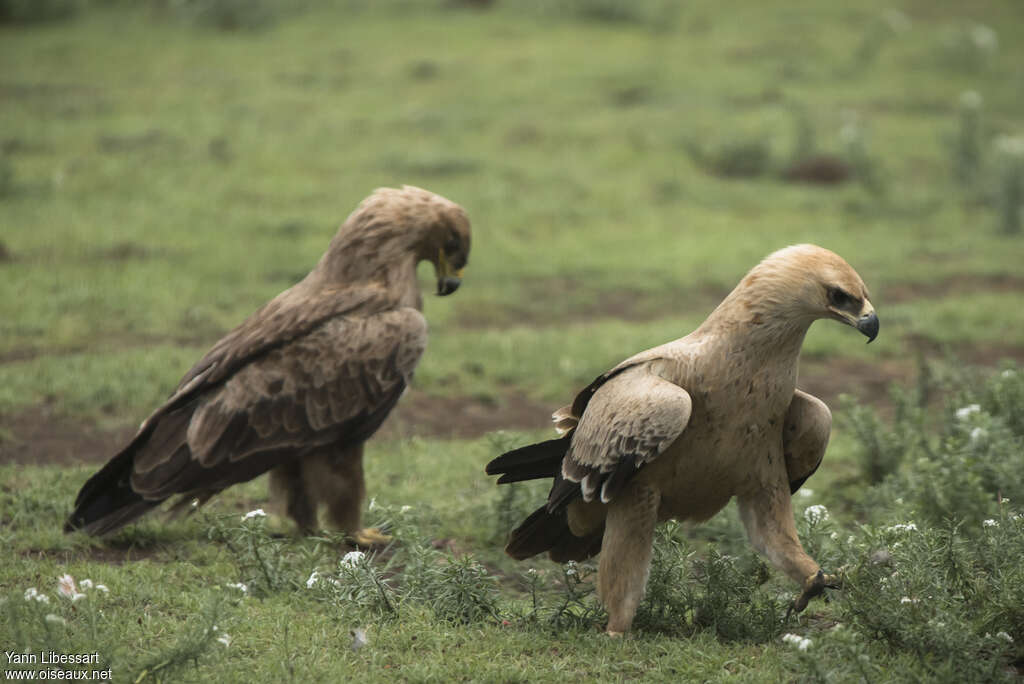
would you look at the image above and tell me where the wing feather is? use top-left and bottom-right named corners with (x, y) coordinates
top-left (550, 364), bottom-right (692, 509)
top-left (783, 389), bottom-right (831, 494)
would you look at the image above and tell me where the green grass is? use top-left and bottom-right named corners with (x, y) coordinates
top-left (3, 0), bottom-right (1024, 681)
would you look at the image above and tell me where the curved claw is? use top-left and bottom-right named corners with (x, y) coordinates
top-left (786, 570), bottom-right (843, 620)
top-left (350, 527), bottom-right (392, 548)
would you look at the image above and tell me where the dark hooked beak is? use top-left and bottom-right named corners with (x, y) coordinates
top-left (857, 311), bottom-right (879, 343)
top-left (437, 276), bottom-right (461, 296)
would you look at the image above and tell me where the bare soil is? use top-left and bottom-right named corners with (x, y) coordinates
top-left (0, 389), bottom-right (552, 467)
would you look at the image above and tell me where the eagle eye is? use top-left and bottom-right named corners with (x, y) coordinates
top-left (827, 287), bottom-right (854, 310)
top-left (444, 231), bottom-right (460, 254)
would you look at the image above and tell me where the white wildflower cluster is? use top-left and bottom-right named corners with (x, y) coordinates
top-left (204, 624), bottom-right (231, 648)
top-left (959, 90), bottom-right (983, 109)
top-left (564, 561), bottom-right (579, 577)
top-left (400, 505), bottom-right (413, 514)
top-left (969, 427), bottom-right (987, 445)
top-left (797, 488), bottom-right (814, 499)
top-left (241, 508), bottom-right (267, 521)
top-left (881, 9), bottom-right (911, 34)
top-left (955, 404), bottom-right (981, 421)
top-left (305, 570), bottom-right (342, 590)
top-left (340, 551), bottom-right (366, 568)
top-left (57, 574), bottom-right (107, 602)
top-left (970, 24), bottom-right (998, 53)
top-left (782, 633), bottom-right (812, 651)
top-left (804, 505), bottom-right (829, 524)
top-left (886, 522), bottom-right (918, 534)
top-left (225, 582), bottom-right (249, 595)
top-left (23, 588), bottom-right (50, 604)
top-left (994, 136), bottom-right (1024, 159)
top-left (900, 596), bottom-right (920, 604)
top-left (983, 519), bottom-right (998, 528)
top-left (996, 631), bottom-right (1014, 643)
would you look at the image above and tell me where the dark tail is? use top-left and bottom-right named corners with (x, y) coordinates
top-left (488, 436), bottom-right (602, 562)
top-left (64, 450), bottom-right (160, 536)
top-left (485, 436), bottom-right (570, 484)
top-left (506, 505), bottom-right (603, 562)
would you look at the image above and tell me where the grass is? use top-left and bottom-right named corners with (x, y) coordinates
top-left (2, 0), bottom-right (1024, 681)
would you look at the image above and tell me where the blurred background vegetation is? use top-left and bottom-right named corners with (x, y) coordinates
top-left (2, 0), bottom-right (1023, 680)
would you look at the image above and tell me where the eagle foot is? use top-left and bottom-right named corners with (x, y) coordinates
top-left (350, 527), bottom-right (393, 548)
top-left (786, 570), bottom-right (842, 620)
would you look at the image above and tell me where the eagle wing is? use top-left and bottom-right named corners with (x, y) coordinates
top-left (67, 296), bottom-right (426, 535)
top-left (548, 363), bottom-right (692, 509)
top-left (782, 389), bottom-right (832, 494)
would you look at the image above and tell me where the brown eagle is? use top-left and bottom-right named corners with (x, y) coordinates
top-left (66, 186), bottom-right (471, 544)
top-left (486, 244), bottom-right (878, 634)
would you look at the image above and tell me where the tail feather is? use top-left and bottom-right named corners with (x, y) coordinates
top-left (65, 449), bottom-right (162, 536)
top-left (485, 436), bottom-right (569, 484)
top-left (505, 505), bottom-right (603, 562)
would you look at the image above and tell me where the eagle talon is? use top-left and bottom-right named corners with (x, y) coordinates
top-left (350, 527), bottom-right (392, 548)
top-left (786, 569), bottom-right (842, 620)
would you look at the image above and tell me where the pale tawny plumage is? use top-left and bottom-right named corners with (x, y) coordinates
top-left (486, 244), bottom-right (878, 634)
top-left (66, 186), bottom-right (471, 543)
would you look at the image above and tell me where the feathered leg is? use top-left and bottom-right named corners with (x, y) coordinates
top-left (269, 461), bottom-right (317, 532)
top-left (303, 443), bottom-right (389, 546)
top-left (598, 483), bottom-right (660, 635)
top-left (736, 483), bottom-right (839, 614)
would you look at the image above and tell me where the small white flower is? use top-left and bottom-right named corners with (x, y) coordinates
top-left (79, 579), bottom-right (93, 590)
top-left (36, 594), bottom-right (50, 604)
top-left (351, 627), bottom-right (368, 652)
top-left (970, 427), bottom-right (987, 444)
top-left (217, 633), bottom-right (232, 647)
top-left (959, 90), bottom-right (983, 109)
top-left (782, 633), bottom-right (812, 651)
top-left (1002, 369), bottom-right (1016, 379)
top-left (226, 582), bottom-right (249, 594)
top-left (564, 561), bottom-right (579, 577)
top-left (341, 551), bottom-right (366, 567)
top-left (45, 614), bottom-right (67, 626)
top-left (400, 505), bottom-right (412, 514)
top-left (804, 505), bottom-right (829, 524)
top-left (983, 519), bottom-right (998, 528)
top-left (24, 588), bottom-right (38, 601)
top-left (306, 571), bottom-right (321, 589)
top-left (57, 574), bottom-right (77, 599)
top-left (94, 584), bottom-right (109, 594)
top-left (368, 497), bottom-right (378, 511)
top-left (241, 508), bottom-right (267, 521)
top-left (995, 136), bottom-right (1024, 158)
top-left (881, 9), bottom-right (911, 34)
top-left (900, 596), bottom-right (919, 604)
top-left (829, 532), bottom-right (839, 541)
top-left (970, 24), bottom-right (998, 52)
top-left (798, 488), bottom-right (814, 498)
top-left (527, 568), bottom-right (538, 576)
top-left (847, 535), bottom-right (855, 545)
top-left (887, 523), bottom-right (918, 533)
top-left (996, 631), bottom-right (1014, 643)
top-left (955, 404), bottom-right (981, 420)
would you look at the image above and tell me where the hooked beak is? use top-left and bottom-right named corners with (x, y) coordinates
top-left (436, 249), bottom-right (463, 297)
top-left (857, 310), bottom-right (879, 343)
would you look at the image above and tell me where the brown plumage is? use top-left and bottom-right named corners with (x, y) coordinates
top-left (66, 186), bottom-right (471, 540)
top-left (486, 244), bottom-right (878, 634)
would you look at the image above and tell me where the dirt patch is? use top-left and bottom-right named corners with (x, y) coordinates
top-left (883, 273), bottom-right (1024, 304)
top-left (19, 545), bottom-right (162, 565)
top-left (1, 389), bottom-right (552, 467)
top-left (799, 357), bottom-right (915, 409)
top-left (1, 406), bottom-right (137, 466)
top-left (456, 277), bottom-right (728, 329)
top-left (377, 389), bottom-right (551, 440)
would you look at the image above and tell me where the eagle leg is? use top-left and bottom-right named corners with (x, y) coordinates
top-left (598, 483), bottom-right (661, 636)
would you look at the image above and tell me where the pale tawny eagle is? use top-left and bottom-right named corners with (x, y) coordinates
top-left (486, 244), bottom-right (878, 634)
